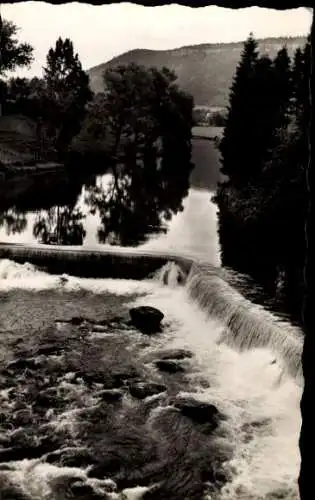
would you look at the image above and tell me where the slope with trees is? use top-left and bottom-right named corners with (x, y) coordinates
top-left (214, 34), bottom-right (310, 324)
top-left (88, 37), bottom-right (306, 108)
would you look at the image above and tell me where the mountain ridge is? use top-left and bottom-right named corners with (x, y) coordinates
top-left (87, 36), bottom-right (307, 107)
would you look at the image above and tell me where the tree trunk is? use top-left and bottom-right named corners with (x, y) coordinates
top-left (299, 10), bottom-right (315, 500)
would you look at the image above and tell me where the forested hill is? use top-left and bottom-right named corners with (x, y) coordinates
top-left (87, 36), bottom-right (306, 108)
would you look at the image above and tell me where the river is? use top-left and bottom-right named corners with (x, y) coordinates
top-left (0, 161), bottom-right (302, 499)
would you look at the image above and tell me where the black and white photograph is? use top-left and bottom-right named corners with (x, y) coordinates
top-left (0, 2), bottom-right (313, 499)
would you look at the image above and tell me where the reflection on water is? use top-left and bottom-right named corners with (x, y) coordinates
top-left (0, 163), bottom-right (191, 247)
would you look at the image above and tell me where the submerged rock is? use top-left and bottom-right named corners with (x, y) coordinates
top-left (70, 317), bottom-right (87, 326)
top-left (3, 357), bottom-right (38, 373)
top-left (36, 344), bottom-right (64, 356)
top-left (129, 307), bottom-right (164, 334)
top-left (95, 389), bottom-right (123, 403)
top-left (174, 397), bottom-right (220, 426)
top-left (70, 481), bottom-right (95, 496)
top-left (12, 408), bottom-right (33, 426)
top-left (158, 349), bottom-right (193, 361)
top-left (128, 382), bottom-right (167, 400)
top-left (155, 360), bottom-right (185, 374)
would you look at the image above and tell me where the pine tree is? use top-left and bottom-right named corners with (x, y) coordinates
top-left (292, 47), bottom-right (305, 121)
top-left (42, 37), bottom-right (92, 157)
top-left (219, 34), bottom-right (260, 184)
top-left (273, 47), bottom-right (292, 128)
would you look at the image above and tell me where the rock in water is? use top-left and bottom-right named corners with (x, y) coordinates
top-left (155, 360), bottom-right (185, 373)
top-left (129, 307), bottom-right (164, 334)
top-left (174, 397), bottom-right (220, 426)
top-left (128, 382), bottom-right (167, 400)
top-left (158, 349), bottom-right (193, 361)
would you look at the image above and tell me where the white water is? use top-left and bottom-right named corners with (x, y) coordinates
top-left (0, 187), bottom-right (301, 499)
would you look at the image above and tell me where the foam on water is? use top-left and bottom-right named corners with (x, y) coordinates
top-left (186, 262), bottom-right (303, 382)
top-left (0, 258), bottom-right (156, 295)
top-left (131, 282), bottom-right (301, 500)
top-left (0, 259), bottom-right (302, 497)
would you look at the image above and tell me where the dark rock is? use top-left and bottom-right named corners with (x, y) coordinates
top-left (128, 382), bottom-right (167, 400)
top-left (174, 398), bottom-right (220, 426)
top-left (4, 357), bottom-right (38, 373)
top-left (87, 461), bottom-right (121, 479)
top-left (95, 389), bottom-right (123, 402)
top-left (129, 307), bottom-right (164, 334)
top-left (0, 431), bottom-right (57, 462)
top-left (36, 387), bottom-right (59, 408)
top-left (77, 371), bottom-right (106, 387)
top-left (112, 369), bottom-right (139, 387)
top-left (60, 450), bottom-right (97, 468)
top-left (70, 317), bottom-right (87, 326)
top-left (13, 400), bottom-right (29, 411)
top-left (70, 481), bottom-right (95, 496)
top-left (158, 349), bottom-right (193, 361)
top-left (155, 360), bottom-right (185, 374)
top-left (36, 344), bottom-right (63, 356)
top-left (13, 408), bottom-right (33, 426)
top-left (0, 412), bottom-right (7, 425)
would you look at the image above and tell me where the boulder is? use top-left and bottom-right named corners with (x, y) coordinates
top-left (95, 389), bottom-right (123, 403)
top-left (70, 481), bottom-right (95, 497)
top-left (4, 357), bottom-right (38, 373)
top-left (12, 408), bottom-right (33, 426)
top-left (155, 360), bottom-right (185, 374)
top-left (128, 382), bottom-right (167, 400)
top-left (70, 316), bottom-right (87, 325)
top-left (129, 307), bottom-right (164, 334)
top-left (158, 349), bottom-right (193, 361)
top-left (174, 397), bottom-right (220, 426)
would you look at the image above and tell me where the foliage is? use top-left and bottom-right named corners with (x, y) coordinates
top-left (72, 63), bottom-right (194, 223)
top-left (0, 18), bottom-right (34, 77)
top-left (33, 206), bottom-right (86, 245)
top-left (41, 37), bottom-right (93, 157)
top-left (215, 34), bottom-right (309, 323)
top-left (1, 58), bottom-right (195, 249)
top-left (80, 63), bottom-right (194, 245)
top-left (219, 34), bottom-right (293, 186)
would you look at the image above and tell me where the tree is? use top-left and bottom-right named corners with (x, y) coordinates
top-left (219, 33), bottom-right (260, 184)
top-left (33, 205), bottom-right (86, 245)
top-left (0, 16), bottom-right (34, 115)
top-left (75, 63), bottom-right (194, 186)
top-left (0, 18), bottom-right (33, 77)
top-left (271, 47), bottom-right (293, 134)
top-left (292, 37), bottom-right (310, 133)
top-left (214, 35), bottom-right (309, 323)
top-left (81, 63), bottom-right (194, 244)
top-left (219, 34), bottom-right (293, 187)
top-left (42, 37), bottom-right (92, 157)
top-left (69, 93), bottom-right (116, 168)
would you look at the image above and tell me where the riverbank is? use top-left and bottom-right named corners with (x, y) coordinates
top-left (0, 115), bottom-right (63, 180)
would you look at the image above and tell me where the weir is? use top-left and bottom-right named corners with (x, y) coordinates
top-left (0, 242), bottom-right (303, 383)
top-left (0, 242), bottom-right (195, 279)
top-left (185, 262), bottom-right (304, 382)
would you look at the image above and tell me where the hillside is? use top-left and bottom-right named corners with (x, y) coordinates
top-left (88, 36), bottom-right (306, 107)
top-left (0, 115), bottom-right (37, 166)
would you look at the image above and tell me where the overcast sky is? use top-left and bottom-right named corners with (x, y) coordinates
top-left (2, 2), bottom-right (313, 78)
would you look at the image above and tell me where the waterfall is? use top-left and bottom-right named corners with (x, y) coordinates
top-left (160, 260), bottom-right (303, 382)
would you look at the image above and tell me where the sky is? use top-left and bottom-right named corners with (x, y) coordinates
top-left (1, 2), bottom-right (313, 78)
